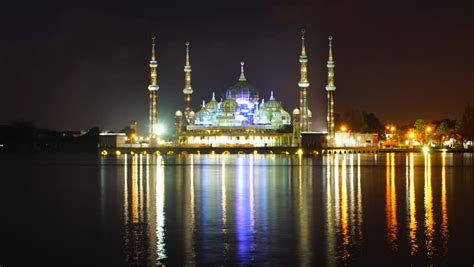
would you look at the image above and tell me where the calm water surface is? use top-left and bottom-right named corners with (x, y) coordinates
top-left (0, 153), bottom-right (473, 266)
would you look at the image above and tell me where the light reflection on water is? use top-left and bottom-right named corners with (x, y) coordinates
top-left (113, 153), bottom-right (473, 266)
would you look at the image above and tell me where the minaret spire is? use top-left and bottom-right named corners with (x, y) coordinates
top-left (183, 41), bottom-right (193, 123)
top-left (148, 35), bottom-right (159, 139)
top-left (239, 61), bottom-right (246, 81)
top-left (326, 36), bottom-right (336, 139)
top-left (298, 29), bottom-right (310, 133)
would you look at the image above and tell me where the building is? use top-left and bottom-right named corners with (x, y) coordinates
top-left (175, 62), bottom-right (294, 147)
top-left (173, 31), bottom-right (314, 147)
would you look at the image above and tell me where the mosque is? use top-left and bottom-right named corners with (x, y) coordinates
top-left (145, 30), bottom-right (337, 148)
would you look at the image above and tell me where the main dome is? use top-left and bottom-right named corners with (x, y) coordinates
top-left (225, 62), bottom-right (259, 100)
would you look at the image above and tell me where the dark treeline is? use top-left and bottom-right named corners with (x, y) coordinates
top-left (335, 107), bottom-right (384, 134)
top-left (0, 120), bottom-right (100, 153)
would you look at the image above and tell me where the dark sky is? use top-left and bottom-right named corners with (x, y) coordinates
top-left (1, 0), bottom-right (473, 132)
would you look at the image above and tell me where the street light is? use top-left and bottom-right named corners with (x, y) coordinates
top-left (340, 125), bottom-right (348, 132)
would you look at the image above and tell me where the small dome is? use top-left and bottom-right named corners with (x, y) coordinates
top-left (265, 99), bottom-right (282, 110)
top-left (293, 108), bottom-right (300, 115)
top-left (175, 110), bottom-right (183, 117)
top-left (205, 92), bottom-right (219, 113)
top-left (264, 91), bottom-right (282, 110)
top-left (254, 108), bottom-right (272, 124)
top-left (195, 108), bottom-right (212, 125)
top-left (221, 98), bottom-right (239, 113)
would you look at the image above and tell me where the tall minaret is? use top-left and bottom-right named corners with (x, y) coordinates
top-left (326, 36), bottom-right (336, 139)
top-left (183, 41), bottom-right (193, 123)
top-left (148, 36), bottom-right (159, 138)
top-left (298, 29), bottom-right (310, 132)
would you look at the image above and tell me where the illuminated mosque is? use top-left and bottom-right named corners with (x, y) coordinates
top-left (145, 30), bottom-right (337, 147)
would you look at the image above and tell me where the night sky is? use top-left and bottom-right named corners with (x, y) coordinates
top-left (1, 0), bottom-right (473, 133)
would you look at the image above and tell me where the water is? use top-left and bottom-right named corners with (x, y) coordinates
top-left (0, 153), bottom-right (473, 266)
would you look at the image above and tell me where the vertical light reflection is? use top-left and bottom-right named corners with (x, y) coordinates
top-left (132, 155), bottom-right (138, 223)
top-left (184, 154), bottom-right (196, 264)
top-left (297, 154), bottom-right (310, 266)
top-left (325, 155), bottom-right (336, 267)
top-left (236, 156), bottom-right (253, 263)
top-left (123, 154), bottom-right (128, 231)
top-left (349, 154), bottom-right (355, 239)
top-left (356, 154), bottom-right (363, 242)
top-left (221, 156), bottom-right (227, 227)
top-left (441, 152), bottom-right (449, 254)
top-left (424, 152), bottom-right (435, 258)
top-left (408, 153), bottom-right (418, 255)
top-left (386, 153), bottom-right (398, 251)
top-left (340, 155), bottom-right (350, 261)
top-left (155, 155), bottom-right (166, 262)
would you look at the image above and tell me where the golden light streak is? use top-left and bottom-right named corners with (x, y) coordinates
top-left (408, 153), bottom-right (418, 255)
top-left (386, 153), bottom-right (398, 251)
top-left (441, 152), bottom-right (449, 254)
top-left (155, 155), bottom-right (166, 261)
top-left (340, 155), bottom-right (350, 260)
top-left (424, 153), bottom-right (435, 258)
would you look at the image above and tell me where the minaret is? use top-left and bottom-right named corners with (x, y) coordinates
top-left (326, 36), bottom-right (336, 139)
top-left (183, 41), bottom-right (193, 123)
top-left (298, 29), bottom-right (310, 132)
top-left (148, 35), bottom-right (159, 138)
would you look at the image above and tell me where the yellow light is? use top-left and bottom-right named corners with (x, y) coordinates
top-left (341, 125), bottom-right (348, 132)
top-left (253, 150), bottom-right (258, 155)
top-left (297, 148), bottom-right (303, 155)
top-left (386, 126), bottom-right (390, 130)
top-left (390, 126), bottom-right (396, 131)
top-left (423, 146), bottom-right (429, 153)
top-left (426, 127), bottom-right (432, 133)
top-left (100, 150), bottom-right (108, 156)
top-left (115, 150), bottom-right (121, 156)
top-left (408, 132), bottom-right (415, 139)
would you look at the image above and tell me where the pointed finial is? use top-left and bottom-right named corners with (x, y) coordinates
top-left (328, 36), bottom-right (333, 61)
top-left (185, 41), bottom-right (190, 66)
top-left (202, 99), bottom-right (205, 108)
top-left (211, 92), bottom-right (216, 101)
top-left (151, 35), bottom-right (156, 60)
top-left (300, 29), bottom-right (306, 56)
top-left (239, 61), bottom-right (246, 81)
top-left (270, 90), bottom-right (274, 100)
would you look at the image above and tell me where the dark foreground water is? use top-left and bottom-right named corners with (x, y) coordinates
top-left (0, 153), bottom-right (473, 266)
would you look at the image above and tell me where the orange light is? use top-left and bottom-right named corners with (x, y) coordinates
top-left (341, 125), bottom-right (348, 132)
top-left (426, 127), bottom-right (432, 133)
top-left (390, 126), bottom-right (396, 132)
top-left (408, 132), bottom-right (415, 139)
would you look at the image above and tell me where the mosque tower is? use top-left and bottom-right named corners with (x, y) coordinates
top-left (298, 29), bottom-right (310, 132)
top-left (183, 41), bottom-right (194, 123)
top-left (325, 36), bottom-right (336, 139)
top-left (147, 36), bottom-right (159, 138)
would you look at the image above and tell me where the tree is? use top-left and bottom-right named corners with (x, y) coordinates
top-left (414, 119), bottom-right (426, 133)
top-left (436, 121), bottom-right (449, 146)
top-left (413, 119), bottom-right (426, 143)
top-left (460, 103), bottom-right (474, 140)
top-left (436, 121), bottom-right (449, 136)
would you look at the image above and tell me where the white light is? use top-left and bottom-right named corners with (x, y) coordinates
top-left (153, 124), bottom-right (166, 136)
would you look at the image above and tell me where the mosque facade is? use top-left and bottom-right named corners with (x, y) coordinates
top-left (145, 31), bottom-right (336, 148)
